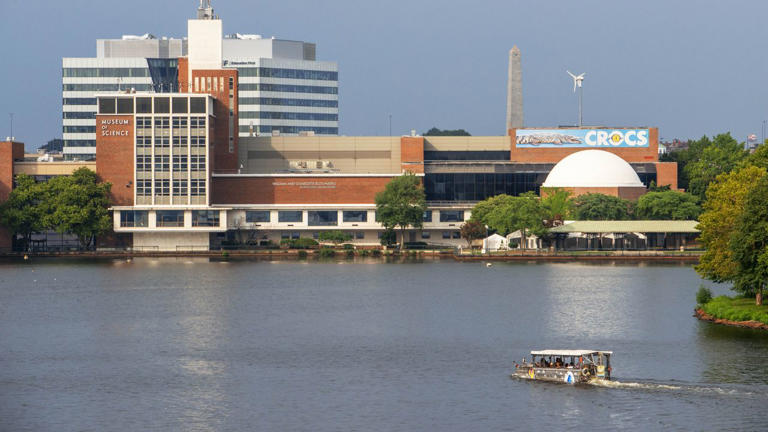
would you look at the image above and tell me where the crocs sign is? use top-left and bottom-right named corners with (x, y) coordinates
top-left (516, 129), bottom-right (650, 148)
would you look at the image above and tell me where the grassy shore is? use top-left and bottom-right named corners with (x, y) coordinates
top-left (700, 296), bottom-right (768, 325)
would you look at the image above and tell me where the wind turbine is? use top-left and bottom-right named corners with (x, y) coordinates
top-left (567, 71), bottom-right (586, 127)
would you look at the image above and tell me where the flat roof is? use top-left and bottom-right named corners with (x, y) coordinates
top-left (549, 220), bottom-right (699, 234)
top-left (531, 350), bottom-right (612, 356)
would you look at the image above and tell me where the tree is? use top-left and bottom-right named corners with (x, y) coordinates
top-left (379, 228), bottom-right (397, 247)
top-left (460, 220), bottom-right (486, 248)
top-left (744, 141), bottom-right (768, 170)
top-left (470, 192), bottom-right (546, 249)
top-left (729, 174), bottom-right (768, 305)
top-left (540, 188), bottom-right (574, 227)
top-left (0, 174), bottom-right (45, 251)
top-left (42, 168), bottom-right (112, 249)
top-left (696, 166), bottom-right (767, 286)
top-left (684, 133), bottom-right (747, 200)
top-left (423, 127), bottom-right (471, 136)
top-left (573, 193), bottom-right (633, 220)
top-left (635, 190), bottom-right (701, 220)
top-left (375, 173), bottom-right (427, 250)
top-left (318, 230), bottom-right (352, 246)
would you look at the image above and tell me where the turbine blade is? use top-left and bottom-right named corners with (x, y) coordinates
top-left (567, 71), bottom-right (576, 78)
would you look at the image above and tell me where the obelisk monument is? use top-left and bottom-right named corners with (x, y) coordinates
top-left (506, 46), bottom-right (523, 132)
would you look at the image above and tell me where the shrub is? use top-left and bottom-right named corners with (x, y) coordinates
top-left (343, 243), bottom-right (354, 250)
top-left (221, 251), bottom-right (230, 258)
top-left (371, 249), bottom-right (382, 257)
top-left (696, 286), bottom-right (713, 305)
top-left (318, 248), bottom-right (336, 258)
top-left (360, 249), bottom-right (370, 257)
top-left (297, 250), bottom-right (308, 259)
top-left (404, 241), bottom-right (428, 250)
top-left (345, 249), bottom-right (355, 258)
top-left (281, 238), bottom-right (319, 249)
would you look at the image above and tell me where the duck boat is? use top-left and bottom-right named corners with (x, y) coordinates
top-left (512, 349), bottom-right (612, 384)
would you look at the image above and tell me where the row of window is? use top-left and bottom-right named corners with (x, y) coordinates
top-left (236, 67), bottom-right (337, 81)
top-left (120, 210), bottom-right (220, 228)
top-left (238, 84), bottom-right (338, 94)
top-left (64, 84), bottom-right (153, 92)
top-left (239, 98), bottom-right (338, 108)
top-left (99, 97), bottom-right (207, 115)
top-left (136, 136), bottom-right (206, 148)
top-left (136, 155), bottom-right (206, 171)
top-left (425, 173), bottom-right (543, 202)
top-left (239, 111), bottom-right (338, 121)
top-left (277, 231), bottom-right (461, 240)
top-left (63, 112), bottom-right (96, 119)
top-left (63, 67), bottom-right (150, 78)
top-left (63, 98), bottom-right (97, 106)
top-left (239, 126), bottom-right (339, 135)
top-left (135, 179), bottom-right (206, 197)
top-left (242, 210), bottom-right (464, 224)
top-left (63, 126), bottom-right (95, 134)
top-left (135, 117), bottom-right (206, 129)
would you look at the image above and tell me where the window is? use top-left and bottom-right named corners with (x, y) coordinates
top-left (136, 155), bottom-right (151, 171)
top-left (117, 98), bottom-right (133, 114)
top-left (172, 179), bottom-right (187, 196)
top-left (154, 179), bottom-right (170, 196)
top-left (136, 117), bottom-right (152, 129)
top-left (172, 135), bottom-right (188, 147)
top-left (136, 180), bottom-right (151, 196)
top-left (190, 97), bottom-right (206, 113)
top-left (154, 97), bottom-right (170, 113)
top-left (246, 211), bottom-right (270, 223)
top-left (421, 232), bottom-right (431, 239)
top-left (120, 211), bottom-right (148, 228)
top-left (156, 210), bottom-right (184, 227)
top-left (154, 136), bottom-right (169, 148)
top-left (136, 98), bottom-right (152, 113)
top-left (423, 210), bottom-right (433, 223)
top-left (190, 155), bottom-right (206, 171)
top-left (136, 136), bottom-right (152, 148)
top-left (342, 211), bottom-right (367, 223)
top-left (291, 232), bottom-right (300, 240)
top-left (192, 210), bottom-right (220, 227)
top-left (355, 231), bottom-right (365, 239)
top-left (452, 232), bottom-right (461, 239)
top-left (190, 179), bottom-right (206, 196)
top-left (308, 211), bottom-right (338, 226)
top-left (98, 98), bottom-right (116, 114)
top-left (439, 210), bottom-right (464, 223)
top-left (281, 232), bottom-right (290, 240)
top-left (172, 97), bottom-right (188, 113)
top-left (278, 211), bottom-right (303, 223)
top-left (154, 155), bottom-right (169, 172)
top-left (172, 155), bottom-right (188, 171)
top-left (190, 117), bottom-right (206, 128)
top-left (191, 136), bottom-right (206, 147)
top-left (442, 232), bottom-right (451, 239)
top-left (154, 117), bottom-right (170, 129)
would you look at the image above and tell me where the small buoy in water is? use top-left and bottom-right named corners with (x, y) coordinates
top-left (486, 263), bottom-right (492, 267)
top-left (23, 255), bottom-right (29, 260)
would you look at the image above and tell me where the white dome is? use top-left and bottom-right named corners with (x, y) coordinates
top-left (542, 150), bottom-right (644, 188)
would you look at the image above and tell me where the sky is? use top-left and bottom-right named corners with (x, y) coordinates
top-left (1, 0), bottom-right (767, 148)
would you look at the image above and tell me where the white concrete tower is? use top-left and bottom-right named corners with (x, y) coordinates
top-left (188, 0), bottom-right (223, 86)
top-left (506, 46), bottom-right (523, 132)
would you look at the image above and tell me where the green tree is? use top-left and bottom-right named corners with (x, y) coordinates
top-left (635, 190), bottom-right (701, 220)
top-left (318, 230), bottom-right (352, 246)
top-left (696, 166), bottom-right (767, 286)
top-left (423, 127), bottom-right (471, 136)
top-left (0, 174), bottom-right (45, 251)
top-left (541, 188), bottom-right (574, 227)
top-left (375, 173), bottom-right (427, 250)
top-left (660, 136), bottom-right (711, 191)
top-left (743, 141), bottom-right (768, 170)
top-left (729, 174), bottom-right (768, 305)
top-left (573, 193), bottom-right (633, 220)
top-left (42, 168), bottom-right (112, 249)
top-left (460, 220), bottom-right (486, 248)
top-left (379, 228), bottom-right (397, 247)
top-left (471, 192), bottom-right (545, 248)
top-left (684, 133), bottom-right (747, 200)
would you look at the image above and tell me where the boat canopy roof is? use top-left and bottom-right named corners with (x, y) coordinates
top-left (530, 350), bottom-right (612, 357)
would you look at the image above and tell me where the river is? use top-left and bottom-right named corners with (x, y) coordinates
top-left (1, 258), bottom-right (766, 431)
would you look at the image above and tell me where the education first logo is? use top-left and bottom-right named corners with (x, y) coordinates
top-left (516, 129), bottom-right (650, 148)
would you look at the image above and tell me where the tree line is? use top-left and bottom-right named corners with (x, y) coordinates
top-left (0, 168), bottom-right (112, 251)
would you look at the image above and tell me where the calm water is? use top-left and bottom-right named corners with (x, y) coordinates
top-left (1, 258), bottom-right (767, 431)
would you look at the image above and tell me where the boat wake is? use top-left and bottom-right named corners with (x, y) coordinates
top-left (588, 379), bottom-right (756, 397)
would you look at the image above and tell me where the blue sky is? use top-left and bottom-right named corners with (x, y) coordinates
top-left (1, 0), bottom-right (767, 147)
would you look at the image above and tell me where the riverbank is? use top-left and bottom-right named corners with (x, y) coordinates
top-left (695, 296), bottom-right (768, 330)
top-left (0, 249), bottom-right (703, 262)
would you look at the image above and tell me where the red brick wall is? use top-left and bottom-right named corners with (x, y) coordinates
top-left (509, 127), bottom-right (660, 163)
top-left (0, 141), bottom-right (24, 250)
top-left (655, 162), bottom-right (678, 190)
top-left (401, 137), bottom-right (424, 173)
top-left (212, 176), bottom-right (395, 205)
top-left (95, 116), bottom-right (134, 206)
top-left (178, 57), bottom-right (189, 92)
top-left (190, 70), bottom-right (239, 172)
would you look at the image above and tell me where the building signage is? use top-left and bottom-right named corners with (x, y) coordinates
top-left (100, 118), bottom-right (130, 137)
top-left (272, 181), bottom-right (337, 189)
top-left (516, 129), bottom-right (650, 148)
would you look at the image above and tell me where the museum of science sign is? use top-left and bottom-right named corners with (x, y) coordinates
top-left (100, 118), bottom-right (130, 137)
top-left (516, 129), bottom-right (650, 148)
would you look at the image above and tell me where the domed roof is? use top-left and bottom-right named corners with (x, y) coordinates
top-left (542, 150), bottom-right (644, 188)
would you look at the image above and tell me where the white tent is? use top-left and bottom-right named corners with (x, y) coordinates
top-left (482, 234), bottom-right (508, 252)
top-left (506, 230), bottom-right (541, 249)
